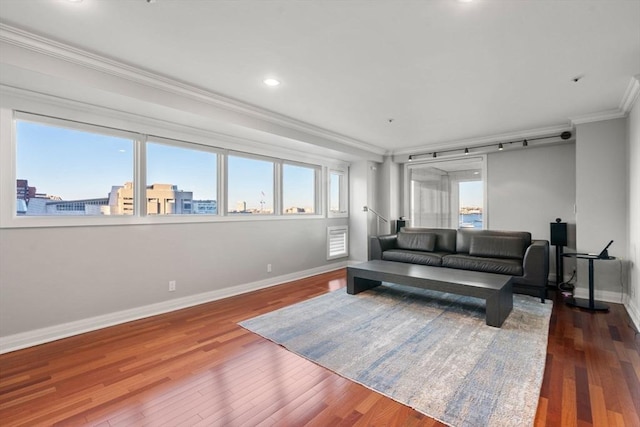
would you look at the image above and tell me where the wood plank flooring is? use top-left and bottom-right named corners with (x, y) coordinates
top-left (0, 269), bottom-right (638, 426)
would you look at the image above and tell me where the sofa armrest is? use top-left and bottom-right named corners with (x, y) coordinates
top-left (369, 234), bottom-right (398, 260)
top-left (518, 239), bottom-right (549, 288)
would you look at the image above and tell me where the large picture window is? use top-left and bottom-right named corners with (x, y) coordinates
top-left (15, 118), bottom-right (134, 216)
top-left (282, 163), bottom-right (318, 214)
top-left (5, 111), bottom-right (344, 227)
top-left (406, 157), bottom-right (485, 229)
top-left (227, 154), bottom-right (274, 214)
top-left (146, 140), bottom-right (218, 215)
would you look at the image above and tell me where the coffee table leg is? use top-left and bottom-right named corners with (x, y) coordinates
top-left (485, 283), bottom-right (513, 327)
top-left (347, 273), bottom-right (381, 295)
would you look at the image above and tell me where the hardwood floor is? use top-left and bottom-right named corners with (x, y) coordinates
top-left (0, 269), bottom-right (638, 426)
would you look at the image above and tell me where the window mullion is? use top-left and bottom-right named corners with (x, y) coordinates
top-left (275, 161), bottom-right (282, 215)
top-left (136, 136), bottom-right (147, 217)
top-left (219, 151), bottom-right (227, 216)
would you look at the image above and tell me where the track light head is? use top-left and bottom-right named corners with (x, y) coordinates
top-left (408, 155), bottom-right (413, 161)
top-left (464, 148), bottom-right (469, 155)
top-left (432, 152), bottom-right (437, 158)
top-left (560, 131), bottom-right (572, 140)
top-left (498, 143), bottom-right (504, 151)
top-left (523, 139), bottom-right (528, 147)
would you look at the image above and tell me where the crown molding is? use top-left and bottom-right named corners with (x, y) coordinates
top-left (569, 109), bottom-right (627, 126)
top-left (570, 76), bottom-right (639, 125)
top-left (0, 84), bottom-right (354, 168)
top-left (0, 24), bottom-right (386, 157)
top-left (620, 74), bottom-right (640, 114)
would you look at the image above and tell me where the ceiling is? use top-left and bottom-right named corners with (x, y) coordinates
top-left (0, 0), bottom-right (638, 156)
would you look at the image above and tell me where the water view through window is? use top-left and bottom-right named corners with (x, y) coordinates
top-left (408, 157), bottom-right (484, 229)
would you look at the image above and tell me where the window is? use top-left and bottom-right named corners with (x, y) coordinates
top-left (15, 117), bottom-right (134, 216)
top-left (282, 163), bottom-right (318, 214)
top-left (6, 111), bottom-right (343, 227)
top-left (227, 154), bottom-right (274, 214)
top-left (329, 169), bottom-right (348, 217)
top-left (458, 179), bottom-right (483, 229)
top-left (146, 140), bottom-right (218, 215)
top-left (406, 157), bottom-right (485, 229)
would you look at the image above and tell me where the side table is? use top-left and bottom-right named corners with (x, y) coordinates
top-left (562, 253), bottom-right (614, 312)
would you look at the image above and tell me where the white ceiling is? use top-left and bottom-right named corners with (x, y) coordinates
top-left (0, 0), bottom-right (638, 156)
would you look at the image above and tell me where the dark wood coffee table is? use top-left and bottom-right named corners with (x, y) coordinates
top-left (347, 260), bottom-right (513, 327)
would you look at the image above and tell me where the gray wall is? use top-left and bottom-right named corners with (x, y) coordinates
top-left (349, 160), bottom-right (370, 262)
top-left (0, 218), bottom-right (346, 337)
top-left (487, 143), bottom-right (576, 279)
top-left (575, 118), bottom-right (628, 297)
top-left (0, 36), bottom-right (361, 348)
top-left (627, 91), bottom-right (640, 327)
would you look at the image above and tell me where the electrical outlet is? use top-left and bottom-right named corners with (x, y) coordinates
top-left (267, 264), bottom-right (272, 273)
top-left (169, 280), bottom-right (176, 292)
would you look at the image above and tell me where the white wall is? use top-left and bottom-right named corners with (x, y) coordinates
top-left (627, 94), bottom-right (640, 328)
top-left (349, 160), bottom-right (370, 262)
top-left (380, 156), bottom-right (401, 233)
top-left (575, 118), bottom-right (628, 301)
top-left (487, 143), bottom-right (576, 279)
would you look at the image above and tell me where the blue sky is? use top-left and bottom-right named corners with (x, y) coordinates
top-left (459, 181), bottom-right (483, 207)
top-left (16, 121), bottom-right (315, 210)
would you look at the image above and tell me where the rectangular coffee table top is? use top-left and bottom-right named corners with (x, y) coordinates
top-left (348, 260), bottom-right (514, 327)
top-left (349, 260), bottom-right (511, 291)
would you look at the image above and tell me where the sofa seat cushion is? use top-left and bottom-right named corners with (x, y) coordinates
top-left (382, 249), bottom-right (444, 266)
top-left (442, 254), bottom-right (523, 276)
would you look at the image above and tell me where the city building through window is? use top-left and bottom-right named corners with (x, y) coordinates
top-left (10, 113), bottom-right (347, 226)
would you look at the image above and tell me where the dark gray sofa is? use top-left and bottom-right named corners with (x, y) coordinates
top-left (370, 227), bottom-right (549, 301)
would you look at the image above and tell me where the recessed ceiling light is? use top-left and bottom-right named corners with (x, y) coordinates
top-left (263, 78), bottom-right (281, 87)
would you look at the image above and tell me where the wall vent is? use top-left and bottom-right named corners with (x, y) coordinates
top-left (327, 226), bottom-right (348, 260)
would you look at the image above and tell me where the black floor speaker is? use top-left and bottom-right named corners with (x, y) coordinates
top-left (550, 222), bottom-right (567, 247)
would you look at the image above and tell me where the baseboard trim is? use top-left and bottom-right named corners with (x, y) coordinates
top-left (573, 287), bottom-right (624, 304)
top-left (623, 297), bottom-right (640, 333)
top-left (571, 287), bottom-right (640, 331)
top-left (0, 262), bottom-right (347, 354)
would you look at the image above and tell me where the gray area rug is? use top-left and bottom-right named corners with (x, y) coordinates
top-left (239, 283), bottom-right (552, 427)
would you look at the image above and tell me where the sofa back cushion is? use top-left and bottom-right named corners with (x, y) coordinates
top-left (400, 228), bottom-right (457, 253)
top-left (457, 229), bottom-right (531, 255)
top-left (397, 231), bottom-right (436, 252)
top-left (469, 235), bottom-right (527, 260)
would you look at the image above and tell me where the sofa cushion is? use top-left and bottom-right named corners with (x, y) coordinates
top-left (469, 235), bottom-right (526, 260)
top-left (457, 229), bottom-right (531, 254)
top-left (382, 249), bottom-right (444, 266)
top-left (396, 232), bottom-right (436, 252)
top-left (400, 228), bottom-right (457, 253)
top-left (442, 254), bottom-right (523, 276)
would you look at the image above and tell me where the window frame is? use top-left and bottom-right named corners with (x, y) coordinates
top-left (404, 155), bottom-right (487, 229)
top-left (281, 160), bottom-right (321, 216)
top-left (146, 136), bottom-right (222, 217)
top-left (328, 168), bottom-right (349, 218)
top-left (0, 107), bottom-right (344, 228)
top-left (225, 151), bottom-right (277, 216)
top-left (7, 111), bottom-right (143, 226)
